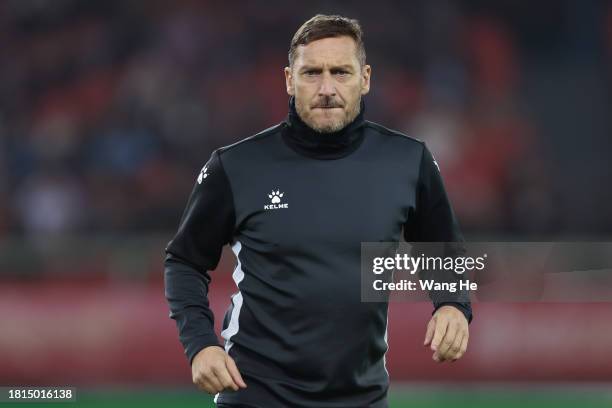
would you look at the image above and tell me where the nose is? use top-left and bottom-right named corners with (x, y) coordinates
top-left (318, 72), bottom-right (336, 97)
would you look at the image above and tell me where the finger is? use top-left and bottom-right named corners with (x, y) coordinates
top-left (204, 370), bottom-right (224, 393)
top-left (193, 371), bottom-right (206, 388)
top-left (453, 332), bottom-right (469, 362)
top-left (226, 356), bottom-right (247, 388)
top-left (195, 377), bottom-right (215, 394)
top-left (438, 323), bottom-right (459, 361)
top-left (446, 331), bottom-right (464, 361)
top-left (424, 318), bottom-right (435, 346)
top-left (430, 317), bottom-right (449, 352)
top-left (212, 364), bottom-right (239, 391)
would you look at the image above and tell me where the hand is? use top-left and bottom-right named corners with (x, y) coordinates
top-left (423, 305), bottom-right (469, 363)
top-left (192, 345), bottom-right (247, 394)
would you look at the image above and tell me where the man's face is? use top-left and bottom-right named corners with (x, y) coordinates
top-left (285, 36), bottom-right (371, 133)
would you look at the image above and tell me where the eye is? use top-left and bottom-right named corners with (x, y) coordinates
top-left (333, 70), bottom-right (349, 77)
top-left (304, 70), bottom-right (320, 76)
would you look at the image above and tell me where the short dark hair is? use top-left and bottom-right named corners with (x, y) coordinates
top-left (288, 14), bottom-right (366, 67)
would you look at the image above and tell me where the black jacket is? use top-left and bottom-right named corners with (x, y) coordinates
top-left (164, 97), bottom-right (472, 408)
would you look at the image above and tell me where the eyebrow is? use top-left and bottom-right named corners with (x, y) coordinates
top-left (299, 64), bottom-right (355, 72)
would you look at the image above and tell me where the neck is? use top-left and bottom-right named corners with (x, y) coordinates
top-left (282, 96), bottom-right (366, 160)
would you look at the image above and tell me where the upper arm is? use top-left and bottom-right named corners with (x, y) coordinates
top-left (403, 143), bottom-right (463, 243)
top-left (165, 150), bottom-right (236, 271)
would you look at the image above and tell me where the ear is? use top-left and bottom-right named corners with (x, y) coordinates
top-left (360, 64), bottom-right (371, 95)
top-left (284, 67), bottom-right (294, 96)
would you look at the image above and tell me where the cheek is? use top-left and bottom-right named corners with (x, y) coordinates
top-left (295, 82), bottom-right (318, 97)
top-left (338, 87), bottom-right (360, 107)
top-left (294, 85), bottom-right (319, 110)
top-left (337, 81), bottom-right (360, 97)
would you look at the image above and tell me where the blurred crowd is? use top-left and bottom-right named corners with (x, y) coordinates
top-left (1, 0), bottom-right (611, 243)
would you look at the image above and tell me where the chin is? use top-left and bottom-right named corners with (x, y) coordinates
top-left (309, 115), bottom-right (344, 132)
top-left (311, 120), bottom-right (346, 134)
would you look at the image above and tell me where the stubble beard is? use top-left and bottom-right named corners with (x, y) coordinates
top-left (296, 95), bottom-right (361, 134)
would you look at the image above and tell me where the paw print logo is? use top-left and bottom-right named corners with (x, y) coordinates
top-left (197, 165), bottom-right (209, 184)
top-left (268, 190), bottom-right (284, 204)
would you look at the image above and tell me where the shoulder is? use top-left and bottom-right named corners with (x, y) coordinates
top-left (364, 120), bottom-right (426, 153)
top-left (216, 122), bottom-right (286, 159)
top-left (193, 123), bottom-right (285, 183)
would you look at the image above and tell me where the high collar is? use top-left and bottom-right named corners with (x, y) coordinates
top-left (281, 96), bottom-right (366, 160)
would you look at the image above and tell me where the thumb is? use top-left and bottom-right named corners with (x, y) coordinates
top-left (226, 355), bottom-right (247, 388)
top-left (424, 318), bottom-right (435, 346)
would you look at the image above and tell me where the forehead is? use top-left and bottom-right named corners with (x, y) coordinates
top-left (294, 36), bottom-right (360, 67)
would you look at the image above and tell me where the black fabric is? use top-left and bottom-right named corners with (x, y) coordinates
top-left (164, 98), bottom-right (472, 407)
top-left (401, 140), bottom-right (473, 323)
top-left (165, 150), bottom-right (236, 271)
top-left (164, 150), bottom-right (235, 363)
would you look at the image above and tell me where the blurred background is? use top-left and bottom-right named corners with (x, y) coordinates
top-left (0, 0), bottom-right (611, 407)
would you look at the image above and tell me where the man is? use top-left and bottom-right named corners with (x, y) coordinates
top-left (164, 14), bottom-right (471, 408)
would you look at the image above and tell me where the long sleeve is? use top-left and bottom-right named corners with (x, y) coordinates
top-left (403, 144), bottom-right (473, 323)
top-left (164, 149), bottom-right (236, 364)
